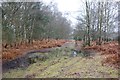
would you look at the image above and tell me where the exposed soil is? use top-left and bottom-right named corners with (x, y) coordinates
top-left (2, 41), bottom-right (119, 78)
top-left (2, 48), bottom-right (54, 72)
top-left (2, 39), bottom-right (67, 63)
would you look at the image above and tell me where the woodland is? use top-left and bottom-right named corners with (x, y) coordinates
top-left (1, 1), bottom-right (120, 78)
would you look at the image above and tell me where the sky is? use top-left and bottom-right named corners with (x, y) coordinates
top-left (41, 0), bottom-right (119, 29)
top-left (41, 0), bottom-right (85, 26)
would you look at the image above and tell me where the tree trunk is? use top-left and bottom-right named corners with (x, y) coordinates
top-left (86, 1), bottom-right (90, 46)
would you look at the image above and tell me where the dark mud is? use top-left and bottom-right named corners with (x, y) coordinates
top-left (2, 48), bottom-right (54, 72)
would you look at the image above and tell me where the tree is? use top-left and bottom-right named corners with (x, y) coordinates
top-left (73, 1), bottom-right (118, 46)
top-left (1, 2), bottom-right (72, 48)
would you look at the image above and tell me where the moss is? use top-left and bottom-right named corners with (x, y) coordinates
top-left (3, 68), bottom-right (25, 78)
top-left (2, 46), bottom-right (118, 78)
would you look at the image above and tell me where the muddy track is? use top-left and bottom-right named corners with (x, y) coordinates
top-left (2, 41), bottom-right (84, 72)
top-left (2, 48), bottom-right (56, 72)
top-left (2, 42), bottom-right (71, 73)
top-left (3, 41), bottom-right (119, 78)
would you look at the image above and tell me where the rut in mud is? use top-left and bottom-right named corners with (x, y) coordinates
top-left (2, 41), bottom-right (118, 78)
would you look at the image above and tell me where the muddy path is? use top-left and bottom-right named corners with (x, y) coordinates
top-left (2, 41), bottom-right (73, 72)
top-left (2, 49), bottom-right (51, 72)
top-left (2, 41), bottom-right (118, 78)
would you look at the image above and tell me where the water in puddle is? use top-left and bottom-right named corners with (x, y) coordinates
top-left (71, 49), bottom-right (93, 58)
top-left (70, 50), bottom-right (78, 57)
top-left (2, 52), bottom-right (48, 72)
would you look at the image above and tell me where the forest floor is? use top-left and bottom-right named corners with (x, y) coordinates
top-left (2, 41), bottom-right (119, 78)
